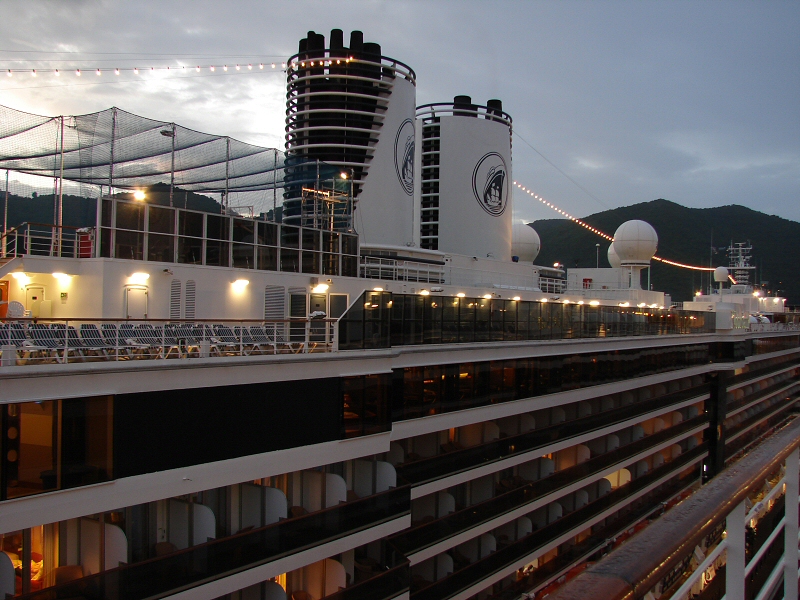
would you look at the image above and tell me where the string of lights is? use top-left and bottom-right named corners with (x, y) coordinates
top-left (513, 181), bottom-right (716, 272)
top-left (1, 56), bottom-right (368, 78)
top-left (513, 181), bottom-right (613, 241)
top-left (4, 61), bottom-right (287, 77)
top-left (651, 256), bottom-right (714, 272)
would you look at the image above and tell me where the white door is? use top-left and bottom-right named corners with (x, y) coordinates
top-left (25, 285), bottom-right (45, 316)
top-left (125, 287), bottom-right (148, 319)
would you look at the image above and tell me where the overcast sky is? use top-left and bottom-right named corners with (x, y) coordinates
top-left (1, 0), bottom-right (798, 223)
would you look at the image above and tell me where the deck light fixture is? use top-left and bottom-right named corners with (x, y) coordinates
top-left (129, 272), bottom-right (150, 285)
top-left (456, 292), bottom-right (466, 298)
top-left (232, 279), bottom-right (250, 292)
top-left (11, 272), bottom-right (30, 286)
top-left (133, 190), bottom-right (146, 201)
top-left (419, 289), bottom-right (430, 296)
top-left (312, 283), bottom-right (329, 293)
top-left (589, 300), bottom-right (600, 306)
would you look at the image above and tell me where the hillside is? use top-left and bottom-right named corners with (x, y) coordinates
top-left (0, 183), bottom-right (223, 229)
top-left (531, 199), bottom-right (800, 303)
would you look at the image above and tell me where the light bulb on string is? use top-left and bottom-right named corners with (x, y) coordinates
top-left (281, 62), bottom-right (286, 68)
top-left (210, 65), bottom-right (215, 71)
top-left (54, 69), bottom-right (59, 76)
top-left (223, 65), bottom-right (228, 71)
top-left (115, 68), bottom-right (120, 75)
top-left (133, 68), bottom-right (138, 74)
top-left (31, 69), bottom-right (36, 76)
top-left (196, 66), bottom-right (200, 72)
top-left (235, 64), bottom-right (240, 70)
top-left (6, 70), bottom-right (11, 77)
top-left (247, 64), bottom-right (252, 70)
top-left (76, 69), bottom-right (81, 76)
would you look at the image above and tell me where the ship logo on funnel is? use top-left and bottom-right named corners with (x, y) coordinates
top-left (394, 119), bottom-right (415, 196)
top-left (472, 152), bottom-right (508, 216)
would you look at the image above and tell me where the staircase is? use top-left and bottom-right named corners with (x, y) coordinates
top-left (0, 256), bottom-right (20, 279)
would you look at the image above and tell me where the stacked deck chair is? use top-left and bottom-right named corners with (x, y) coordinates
top-left (79, 324), bottom-right (117, 359)
top-left (247, 325), bottom-right (278, 355)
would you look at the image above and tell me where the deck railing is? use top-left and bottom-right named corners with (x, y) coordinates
top-left (0, 317), bottom-right (339, 366)
top-left (1, 223), bottom-right (94, 259)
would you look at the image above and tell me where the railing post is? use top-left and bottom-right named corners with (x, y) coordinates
top-left (63, 319), bottom-right (69, 365)
top-left (726, 499), bottom-right (747, 600)
top-left (785, 446), bottom-right (799, 599)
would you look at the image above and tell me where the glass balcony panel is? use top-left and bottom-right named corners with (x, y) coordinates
top-left (148, 205), bottom-right (175, 234)
top-left (206, 214), bottom-right (230, 241)
top-left (258, 222), bottom-right (278, 246)
top-left (115, 202), bottom-right (144, 231)
top-left (257, 246), bottom-right (278, 271)
top-left (178, 237), bottom-right (203, 264)
top-left (232, 243), bottom-right (255, 269)
top-left (178, 210), bottom-right (203, 238)
top-left (205, 240), bottom-right (230, 267)
top-left (232, 218), bottom-right (256, 243)
top-left (114, 230), bottom-right (144, 261)
top-left (302, 251), bottom-right (320, 274)
top-left (280, 249), bottom-right (300, 273)
top-left (147, 233), bottom-right (174, 262)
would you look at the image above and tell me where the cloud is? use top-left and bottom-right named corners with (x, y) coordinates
top-left (0, 0), bottom-right (797, 220)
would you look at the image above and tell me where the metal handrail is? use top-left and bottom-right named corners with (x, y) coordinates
top-left (542, 417), bottom-right (800, 600)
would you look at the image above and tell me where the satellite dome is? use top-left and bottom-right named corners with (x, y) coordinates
top-left (607, 244), bottom-right (622, 268)
top-left (713, 266), bottom-right (729, 283)
top-left (612, 220), bottom-right (658, 266)
top-left (511, 222), bottom-right (541, 263)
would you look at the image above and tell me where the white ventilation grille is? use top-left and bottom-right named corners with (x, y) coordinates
top-left (169, 279), bottom-right (182, 320)
top-left (185, 280), bottom-right (196, 321)
top-left (264, 285), bottom-right (286, 320)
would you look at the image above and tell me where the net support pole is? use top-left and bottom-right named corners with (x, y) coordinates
top-left (273, 148), bottom-right (278, 218)
top-left (169, 122), bottom-right (176, 208)
top-left (224, 137), bottom-right (230, 214)
top-left (57, 115), bottom-right (65, 255)
top-left (95, 186), bottom-right (102, 258)
top-left (109, 108), bottom-right (117, 194)
top-left (2, 169), bottom-right (8, 258)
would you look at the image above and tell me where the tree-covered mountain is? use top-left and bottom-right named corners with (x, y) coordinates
top-left (531, 199), bottom-right (800, 303)
top-left (0, 183), bottom-right (223, 229)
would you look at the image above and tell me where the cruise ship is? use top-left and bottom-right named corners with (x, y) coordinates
top-left (0, 28), bottom-right (798, 600)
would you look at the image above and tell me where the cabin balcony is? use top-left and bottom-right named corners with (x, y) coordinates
top-left (8, 485), bottom-right (410, 600)
top-left (407, 445), bottom-right (706, 600)
top-left (388, 413), bottom-right (707, 562)
top-left (393, 383), bottom-right (710, 491)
